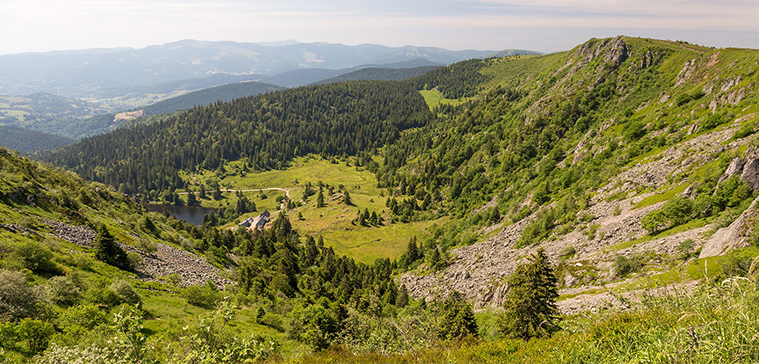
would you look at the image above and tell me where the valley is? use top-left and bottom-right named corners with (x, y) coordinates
top-left (2, 36), bottom-right (759, 363)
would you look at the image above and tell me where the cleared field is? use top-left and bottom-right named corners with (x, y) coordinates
top-left (419, 89), bottom-right (464, 109)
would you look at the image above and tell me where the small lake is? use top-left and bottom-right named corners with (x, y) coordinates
top-left (146, 204), bottom-right (217, 226)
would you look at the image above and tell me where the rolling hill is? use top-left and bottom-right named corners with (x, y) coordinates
top-left (312, 66), bottom-right (440, 86)
top-left (260, 59), bottom-right (444, 87)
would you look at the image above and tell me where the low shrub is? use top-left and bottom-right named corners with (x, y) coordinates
top-left (57, 304), bottom-right (107, 331)
top-left (0, 269), bottom-right (43, 321)
top-left (108, 279), bottom-right (141, 306)
top-left (182, 281), bottom-right (221, 308)
top-left (15, 241), bottom-right (57, 274)
top-left (16, 318), bottom-right (55, 353)
top-left (613, 254), bottom-right (644, 278)
top-left (48, 276), bottom-right (82, 306)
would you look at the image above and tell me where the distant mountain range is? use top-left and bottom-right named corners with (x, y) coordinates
top-left (0, 40), bottom-right (539, 97)
top-left (260, 59), bottom-right (445, 88)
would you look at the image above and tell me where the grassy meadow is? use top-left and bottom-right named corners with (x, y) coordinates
top-left (178, 155), bottom-right (439, 264)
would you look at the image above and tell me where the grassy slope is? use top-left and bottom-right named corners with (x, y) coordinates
top-left (370, 36), bottom-right (759, 324)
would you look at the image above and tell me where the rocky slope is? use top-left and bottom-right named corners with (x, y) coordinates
top-left (42, 217), bottom-right (233, 288)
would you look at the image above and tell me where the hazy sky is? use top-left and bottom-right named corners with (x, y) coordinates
top-left (2, 0), bottom-right (758, 55)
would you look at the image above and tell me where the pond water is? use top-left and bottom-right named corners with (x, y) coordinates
top-left (146, 204), bottom-right (217, 226)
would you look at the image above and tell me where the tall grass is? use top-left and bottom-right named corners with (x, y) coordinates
top-left (289, 261), bottom-right (759, 363)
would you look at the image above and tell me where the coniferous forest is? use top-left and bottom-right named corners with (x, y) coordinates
top-left (41, 81), bottom-right (432, 194)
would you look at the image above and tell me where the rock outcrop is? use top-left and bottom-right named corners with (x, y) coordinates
top-left (714, 147), bottom-right (759, 192)
top-left (699, 196), bottom-right (759, 258)
top-left (129, 243), bottom-right (234, 289)
top-left (41, 217), bottom-right (96, 247)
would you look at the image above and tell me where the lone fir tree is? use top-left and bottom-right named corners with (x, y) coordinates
top-left (498, 247), bottom-right (560, 340)
top-left (94, 224), bottom-right (131, 271)
top-left (316, 189), bottom-right (325, 208)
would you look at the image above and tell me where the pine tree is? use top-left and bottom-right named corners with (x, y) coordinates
top-left (94, 224), bottom-right (131, 271)
top-left (498, 247), bottom-right (560, 340)
top-left (428, 246), bottom-right (441, 269)
top-left (490, 206), bottom-right (501, 224)
top-left (142, 216), bottom-right (159, 236)
top-left (405, 237), bottom-right (420, 264)
top-left (438, 291), bottom-right (478, 340)
top-left (396, 284), bottom-right (409, 308)
top-left (316, 189), bottom-right (325, 208)
top-left (343, 191), bottom-right (352, 205)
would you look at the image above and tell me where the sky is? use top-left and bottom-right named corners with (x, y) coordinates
top-left (2, 0), bottom-right (758, 55)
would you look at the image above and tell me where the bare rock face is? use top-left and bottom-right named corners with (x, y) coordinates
top-left (715, 149), bottom-right (759, 192)
top-left (128, 243), bottom-right (234, 289)
top-left (740, 159), bottom-right (759, 191)
top-left (721, 158), bottom-right (746, 182)
top-left (575, 36), bottom-right (629, 67)
top-left (41, 217), bottom-right (96, 247)
top-left (700, 196), bottom-right (758, 258)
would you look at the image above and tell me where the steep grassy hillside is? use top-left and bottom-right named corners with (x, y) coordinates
top-left (0, 147), bottom-right (266, 361)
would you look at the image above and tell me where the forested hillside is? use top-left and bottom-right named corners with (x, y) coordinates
top-left (388, 37), bottom-right (759, 307)
top-left (42, 81), bottom-right (433, 194)
top-left (141, 81), bottom-right (283, 116)
top-left (0, 126), bottom-right (74, 153)
top-left (0, 145), bottom-right (492, 362)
